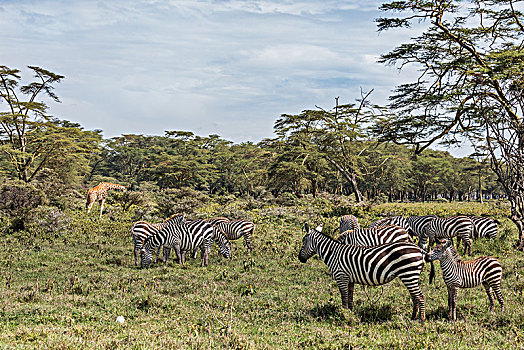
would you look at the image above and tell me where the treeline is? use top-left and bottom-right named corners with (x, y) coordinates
top-left (85, 131), bottom-right (500, 203)
top-left (0, 65), bottom-right (503, 205)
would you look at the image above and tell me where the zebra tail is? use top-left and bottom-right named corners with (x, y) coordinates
top-left (423, 251), bottom-right (435, 284)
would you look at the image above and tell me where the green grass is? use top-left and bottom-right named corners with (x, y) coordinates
top-left (1, 202), bottom-right (523, 349)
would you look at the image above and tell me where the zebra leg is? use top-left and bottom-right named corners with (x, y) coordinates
top-left (181, 250), bottom-right (188, 264)
top-left (334, 275), bottom-right (350, 309)
top-left (246, 227), bottom-right (254, 253)
top-left (154, 246), bottom-right (162, 264)
top-left (399, 274), bottom-right (425, 321)
top-left (162, 247), bottom-right (169, 263)
top-left (174, 246), bottom-right (183, 265)
top-left (491, 283), bottom-right (505, 312)
top-left (347, 282), bottom-right (355, 310)
top-left (483, 282), bottom-right (496, 311)
top-left (134, 247), bottom-right (140, 267)
top-left (448, 286), bottom-right (458, 321)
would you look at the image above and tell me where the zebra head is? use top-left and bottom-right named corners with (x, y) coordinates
top-left (215, 229), bottom-right (232, 258)
top-left (140, 240), bottom-right (154, 268)
top-left (299, 223), bottom-right (320, 263)
top-left (428, 240), bottom-right (453, 261)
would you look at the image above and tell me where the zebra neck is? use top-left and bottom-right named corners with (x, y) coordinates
top-left (146, 233), bottom-right (166, 250)
top-left (311, 232), bottom-right (343, 264)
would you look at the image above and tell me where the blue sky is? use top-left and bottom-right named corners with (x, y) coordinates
top-left (1, 0), bottom-right (424, 144)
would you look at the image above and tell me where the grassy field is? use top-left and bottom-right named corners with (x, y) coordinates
top-left (1, 199), bottom-right (523, 349)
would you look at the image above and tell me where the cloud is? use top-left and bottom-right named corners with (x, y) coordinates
top-left (0, 0), bottom-right (413, 143)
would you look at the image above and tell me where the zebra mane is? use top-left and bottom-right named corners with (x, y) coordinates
top-left (163, 213), bottom-right (184, 224)
top-left (446, 244), bottom-right (462, 262)
top-left (311, 229), bottom-right (339, 243)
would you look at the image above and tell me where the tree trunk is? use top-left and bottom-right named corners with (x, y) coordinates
top-left (325, 157), bottom-right (364, 203)
top-left (478, 167), bottom-right (483, 204)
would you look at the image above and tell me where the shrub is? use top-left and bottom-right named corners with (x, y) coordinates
top-left (154, 187), bottom-right (210, 217)
top-left (0, 180), bottom-right (48, 231)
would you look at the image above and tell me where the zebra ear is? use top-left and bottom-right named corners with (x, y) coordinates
top-left (316, 225), bottom-right (323, 232)
top-left (304, 223), bottom-right (310, 232)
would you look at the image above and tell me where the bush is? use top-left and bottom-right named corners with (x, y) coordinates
top-left (0, 180), bottom-right (48, 231)
top-left (25, 206), bottom-right (71, 237)
top-left (154, 187), bottom-right (210, 217)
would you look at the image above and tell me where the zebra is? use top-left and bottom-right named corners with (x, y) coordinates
top-left (141, 220), bottom-right (230, 268)
top-left (339, 215), bottom-right (360, 234)
top-left (337, 225), bottom-right (411, 246)
top-left (299, 223), bottom-right (428, 321)
top-left (406, 215), bottom-right (437, 238)
top-left (419, 216), bottom-right (474, 255)
top-left (428, 240), bottom-right (504, 321)
top-left (130, 213), bottom-right (185, 266)
top-left (468, 216), bottom-right (498, 239)
top-left (165, 219), bottom-right (232, 261)
top-left (368, 216), bottom-right (416, 237)
top-left (211, 220), bottom-right (255, 254)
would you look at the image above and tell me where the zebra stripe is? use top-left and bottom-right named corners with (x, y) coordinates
top-left (428, 241), bottom-right (504, 321)
top-left (299, 223), bottom-right (427, 321)
top-left (130, 213), bottom-right (185, 266)
top-left (406, 215), bottom-right (437, 238)
top-left (213, 220), bottom-right (255, 254)
top-left (419, 216), bottom-right (474, 255)
top-left (205, 217), bottom-right (229, 225)
top-left (180, 219), bottom-right (233, 260)
top-left (368, 216), bottom-right (417, 237)
top-left (141, 220), bottom-right (221, 268)
top-left (339, 215), bottom-right (360, 234)
top-left (337, 225), bottom-right (411, 246)
top-left (468, 216), bottom-right (498, 239)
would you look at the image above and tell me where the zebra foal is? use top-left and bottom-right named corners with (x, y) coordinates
top-left (428, 240), bottom-right (504, 321)
top-left (299, 224), bottom-right (428, 321)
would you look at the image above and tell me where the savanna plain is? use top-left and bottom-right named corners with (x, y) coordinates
top-left (1, 196), bottom-right (523, 349)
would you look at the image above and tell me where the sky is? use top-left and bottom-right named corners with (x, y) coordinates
top-left (0, 0), bottom-right (462, 150)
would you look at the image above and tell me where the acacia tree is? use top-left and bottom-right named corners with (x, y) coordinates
top-left (273, 93), bottom-right (387, 202)
top-left (0, 65), bottom-right (98, 183)
top-left (376, 1), bottom-right (524, 249)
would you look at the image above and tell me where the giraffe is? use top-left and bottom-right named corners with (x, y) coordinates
top-left (86, 182), bottom-right (126, 218)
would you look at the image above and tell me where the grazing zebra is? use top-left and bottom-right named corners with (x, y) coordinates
top-left (86, 182), bottom-right (126, 218)
top-left (468, 216), bottom-right (498, 239)
top-left (419, 216), bottom-right (474, 255)
top-left (368, 216), bottom-right (416, 237)
top-left (168, 219), bottom-right (232, 261)
top-left (339, 215), bottom-right (360, 234)
top-left (428, 240), bottom-right (504, 321)
top-left (406, 215), bottom-right (438, 238)
top-left (337, 225), bottom-right (411, 246)
top-left (299, 224), bottom-right (428, 321)
top-left (129, 213), bottom-right (185, 266)
top-left (141, 221), bottom-right (230, 268)
top-left (212, 220), bottom-right (255, 254)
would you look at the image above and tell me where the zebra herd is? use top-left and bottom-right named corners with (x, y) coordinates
top-left (130, 214), bottom-right (255, 268)
top-left (299, 214), bottom-right (503, 322)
